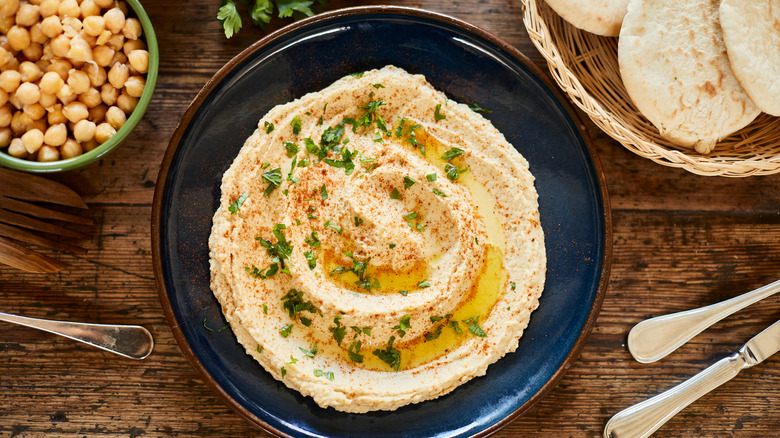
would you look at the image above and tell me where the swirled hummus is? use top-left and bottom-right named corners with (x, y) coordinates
top-left (209, 66), bottom-right (545, 413)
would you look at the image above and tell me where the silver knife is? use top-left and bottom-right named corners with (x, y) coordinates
top-left (604, 318), bottom-right (780, 438)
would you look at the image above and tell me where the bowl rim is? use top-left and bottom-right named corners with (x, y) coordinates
top-left (0, 0), bottom-right (159, 173)
top-left (151, 5), bottom-right (613, 437)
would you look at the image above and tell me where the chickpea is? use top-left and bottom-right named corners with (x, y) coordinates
top-left (122, 17), bottom-right (141, 40)
top-left (81, 137), bottom-right (97, 152)
top-left (67, 35), bottom-right (92, 62)
top-left (29, 22), bottom-right (46, 43)
top-left (47, 105), bottom-right (66, 124)
top-left (0, 16), bottom-right (13, 34)
top-left (61, 16), bottom-right (81, 37)
top-left (19, 61), bottom-right (42, 82)
top-left (93, 0), bottom-right (112, 8)
top-left (10, 111), bottom-right (25, 134)
top-left (127, 49), bottom-right (148, 74)
top-left (21, 42), bottom-right (43, 61)
top-left (95, 28), bottom-right (110, 45)
top-left (0, 0), bottom-right (20, 18)
top-left (47, 59), bottom-right (71, 80)
top-left (29, 116), bottom-right (46, 134)
top-left (0, 47), bottom-right (12, 69)
top-left (21, 128), bottom-right (44, 153)
top-left (7, 25), bottom-right (31, 51)
top-left (103, 7), bottom-right (124, 33)
top-left (23, 102), bottom-right (46, 120)
top-left (37, 144), bottom-right (59, 161)
top-left (61, 100), bottom-right (87, 122)
top-left (7, 138), bottom-right (27, 158)
top-left (83, 61), bottom-right (105, 86)
top-left (80, 0), bottom-right (100, 18)
top-left (99, 82), bottom-right (117, 105)
top-left (0, 70), bottom-right (21, 93)
top-left (0, 104), bottom-right (12, 127)
top-left (56, 83), bottom-right (76, 104)
top-left (40, 14), bottom-right (61, 37)
top-left (123, 39), bottom-right (144, 55)
top-left (77, 86), bottom-right (101, 107)
top-left (104, 105), bottom-right (124, 129)
top-left (105, 33), bottom-right (123, 51)
top-left (0, 89), bottom-right (7, 107)
top-left (39, 0), bottom-right (59, 18)
top-left (67, 68), bottom-right (90, 94)
top-left (15, 3), bottom-right (40, 27)
top-left (39, 71), bottom-right (64, 95)
top-left (107, 62), bottom-right (128, 89)
top-left (43, 122), bottom-right (66, 145)
top-left (57, 0), bottom-right (79, 18)
top-left (60, 137), bottom-right (81, 158)
top-left (116, 90), bottom-right (136, 113)
top-left (92, 45), bottom-right (113, 67)
top-left (87, 102), bottom-right (106, 121)
top-left (94, 121), bottom-right (114, 143)
top-left (50, 34), bottom-right (70, 57)
top-left (16, 82), bottom-right (41, 105)
top-left (38, 91), bottom-right (56, 108)
top-left (1, 56), bottom-right (20, 73)
top-left (109, 50), bottom-right (127, 68)
top-left (82, 14), bottom-right (103, 36)
top-left (72, 118), bottom-right (95, 141)
top-left (124, 75), bottom-right (144, 98)
top-left (0, 127), bottom-right (11, 147)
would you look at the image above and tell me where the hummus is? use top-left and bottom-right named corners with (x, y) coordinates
top-left (209, 66), bottom-right (546, 413)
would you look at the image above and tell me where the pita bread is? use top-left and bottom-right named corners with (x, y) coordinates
top-left (720, 0), bottom-right (780, 116)
top-left (545, 0), bottom-right (628, 36)
top-left (618, 0), bottom-right (760, 154)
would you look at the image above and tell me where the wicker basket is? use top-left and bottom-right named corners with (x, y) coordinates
top-left (522, 0), bottom-right (780, 177)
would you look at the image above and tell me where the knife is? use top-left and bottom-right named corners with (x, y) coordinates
top-left (604, 318), bottom-right (780, 438)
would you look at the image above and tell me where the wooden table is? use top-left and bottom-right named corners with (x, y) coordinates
top-left (3, 1), bottom-right (780, 436)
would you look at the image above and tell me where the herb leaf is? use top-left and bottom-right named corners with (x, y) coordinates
top-left (217, 0), bottom-right (242, 38)
top-left (262, 167), bottom-right (282, 196)
top-left (373, 336), bottom-right (401, 371)
top-left (434, 103), bottom-right (446, 121)
top-left (441, 147), bottom-right (464, 161)
top-left (264, 120), bottom-right (275, 133)
top-left (390, 188), bottom-right (400, 199)
top-left (228, 192), bottom-right (249, 214)
top-left (403, 176), bottom-right (416, 190)
top-left (291, 116), bottom-right (302, 136)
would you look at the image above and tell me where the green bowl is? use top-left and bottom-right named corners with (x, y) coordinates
top-left (0, 0), bottom-right (159, 173)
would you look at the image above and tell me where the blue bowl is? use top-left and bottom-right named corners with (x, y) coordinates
top-left (152, 6), bottom-right (612, 437)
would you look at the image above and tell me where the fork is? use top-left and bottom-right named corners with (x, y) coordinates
top-left (0, 168), bottom-right (93, 273)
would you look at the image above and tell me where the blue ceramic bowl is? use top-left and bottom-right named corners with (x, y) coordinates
top-left (152, 6), bottom-right (611, 437)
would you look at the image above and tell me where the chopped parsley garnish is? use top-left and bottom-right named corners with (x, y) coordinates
top-left (320, 184), bottom-right (328, 200)
top-left (262, 167), bottom-right (282, 196)
top-left (350, 71), bottom-right (365, 78)
top-left (313, 369), bottom-right (335, 381)
top-left (262, 304), bottom-right (268, 315)
top-left (389, 243), bottom-right (396, 249)
top-left (305, 229), bottom-right (321, 247)
top-left (399, 290), bottom-right (408, 296)
top-left (373, 131), bottom-right (383, 142)
top-left (257, 344), bottom-right (263, 353)
top-left (329, 315), bottom-right (347, 346)
top-left (320, 123), bottom-right (345, 158)
top-left (354, 216), bottom-right (363, 227)
top-left (288, 355), bottom-right (298, 364)
top-left (348, 340), bottom-right (364, 362)
top-left (390, 188), bottom-right (401, 199)
top-left (264, 121), bottom-right (274, 133)
top-left (359, 152), bottom-right (375, 163)
top-left (284, 141), bottom-right (299, 157)
top-left (250, 225), bottom-right (293, 278)
top-left (281, 289), bottom-right (321, 325)
top-left (262, 162), bottom-right (270, 169)
top-left (431, 316), bottom-right (444, 322)
top-left (434, 103), bottom-right (446, 121)
top-left (432, 188), bottom-right (448, 197)
top-left (426, 173), bottom-right (437, 181)
top-left (304, 137), bottom-right (319, 155)
top-left (281, 366), bottom-right (287, 378)
top-left (287, 156), bottom-right (299, 184)
top-left (279, 324), bottom-right (293, 337)
top-left (511, 281), bottom-right (516, 290)
top-left (291, 117), bottom-right (301, 136)
top-left (392, 315), bottom-right (411, 338)
top-left (395, 117), bottom-right (407, 138)
top-left (402, 211), bottom-right (418, 221)
top-left (441, 147), bottom-right (464, 161)
top-left (445, 163), bottom-right (468, 181)
top-left (373, 336), bottom-right (401, 371)
top-left (299, 343), bottom-right (319, 358)
top-left (403, 176), bottom-right (416, 189)
top-left (304, 250), bottom-right (316, 269)
top-left (228, 192), bottom-right (249, 214)
top-left (340, 251), bottom-right (379, 291)
top-left (324, 220), bottom-right (342, 234)
top-left (468, 101), bottom-right (492, 113)
top-left (449, 320), bottom-right (463, 334)
top-left (356, 99), bottom-right (387, 132)
top-left (463, 314), bottom-right (487, 337)
top-left (202, 318), bottom-right (213, 332)
top-left (372, 83), bottom-right (385, 88)
top-left (417, 279), bottom-right (431, 288)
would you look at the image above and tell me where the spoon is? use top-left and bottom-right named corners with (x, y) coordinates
top-left (0, 311), bottom-right (154, 360)
top-left (628, 277), bottom-right (780, 363)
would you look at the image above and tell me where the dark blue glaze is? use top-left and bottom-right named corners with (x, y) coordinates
top-left (157, 11), bottom-right (607, 438)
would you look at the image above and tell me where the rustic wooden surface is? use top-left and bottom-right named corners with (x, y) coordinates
top-left (3, 0), bottom-right (780, 436)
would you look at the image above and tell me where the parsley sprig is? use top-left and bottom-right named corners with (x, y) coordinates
top-left (217, 0), bottom-right (328, 39)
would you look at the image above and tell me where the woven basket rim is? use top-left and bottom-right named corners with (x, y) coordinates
top-left (522, 0), bottom-right (780, 177)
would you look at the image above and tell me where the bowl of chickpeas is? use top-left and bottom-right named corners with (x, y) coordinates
top-left (0, 0), bottom-right (158, 172)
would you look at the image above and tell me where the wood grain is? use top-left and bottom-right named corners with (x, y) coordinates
top-left (3, 0), bottom-right (780, 436)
